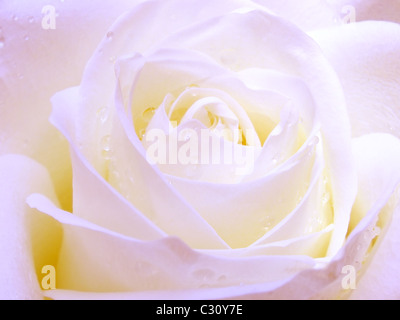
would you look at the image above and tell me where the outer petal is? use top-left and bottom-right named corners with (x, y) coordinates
top-left (344, 0), bottom-right (400, 23)
top-left (36, 135), bottom-right (400, 299)
top-left (251, 0), bottom-right (349, 31)
top-left (253, 0), bottom-right (400, 29)
top-left (310, 21), bottom-right (400, 139)
top-left (350, 203), bottom-right (400, 299)
top-left (348, 134), bottom-right (400, 299)
top-left (0, 0), bottom-right (142, 210)
top-left (27, 195), bottom-right (315, 295)
top-left (0, 154), bottom-right (59, 299)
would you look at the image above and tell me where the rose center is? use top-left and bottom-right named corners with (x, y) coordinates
top-left (166, 87), bottom-right (260, 147)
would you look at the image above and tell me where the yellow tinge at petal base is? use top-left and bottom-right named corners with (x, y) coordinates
top-left (0, 154), bottom-right (61, 299)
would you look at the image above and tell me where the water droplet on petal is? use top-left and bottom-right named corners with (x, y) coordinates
top-left (139, 128), bottom-right (147, 141)
top-left (101, 135), bottom-right (113, 160)
top-left (142, 107), bottom-right (156, 122)
top-left (322, 192), bottom-right (331, 206)
top-left (106, 31), bottom-right (114, 40)
top-left (96, 106), bottom-right (109, 123)
top-left (134, 261), bottom-right (158, 277)
top-left (193, 268), bottom-right (215, 286)
top-left (185, 164), bottom-right (201, 179)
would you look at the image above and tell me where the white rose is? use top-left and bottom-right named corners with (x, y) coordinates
top-left (1, 0), bottom-right (400, 300)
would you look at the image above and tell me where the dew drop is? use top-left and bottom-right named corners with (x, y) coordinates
top-left (185, 164), bottom-right (201, 179)
top-left (96, 106), bottom-right (109, 123)
top-left (181, 129), bottom-right (193, 142)
top-left (101, 137), bottom-right (111, 149)
top-left (142, 107), bottom-right (156, 123)
top-left (101, 135), bottom-right (113, 160)
top-left (134, 261), bottom-right (158, 277)
top-left (192, 268), bottom-right (215, 285)
top-left (322, 192), bottom-right (331, 206)
top-left (106, 31), bottom-right (114, 40)
top-left (102, 150), bottom-right (112, 160)
top-left (139, 128), bottom-right (146, 140)
top-left (22, 138), bottom-right (30, 149)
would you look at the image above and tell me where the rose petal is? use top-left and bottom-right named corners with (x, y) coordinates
top-left (251, 0), bottom-right (348, 31)
top-left (69, 0), bottom-right (260, 167)
top-left (350, 204), bottom-right (400, 300)
top-left (40, 203), bottom-right (380, 300)
top-left (310, 21), bottom-right (400, 139)
top-left (50, 89), bottom-right (227, 249)
top-left (164, 9), bottom-right (357, 255)
top-left (201, 225), bottom-right (334, 259)
top-left (40, 199), bottom-right (384, 300)
top-left (168, 134), bottom-right (325, 248)
top-left (237, 69), bottom-right (320, 180)
top-left (28, 197), bottom-right (315, 295)
top-left (251, 144), bottom-right (332, 247)
top-left (0, 0), bottom-right (143, 210)
top-left (347, 133), bottom-right (400, 299)
top-left (344, 0), bottom-right (400, 23)
top-left (0, 154), bottom-right (59, 299)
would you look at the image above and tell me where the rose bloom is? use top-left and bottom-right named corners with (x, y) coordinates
top-left (1, 0), bottom-right (400, 300)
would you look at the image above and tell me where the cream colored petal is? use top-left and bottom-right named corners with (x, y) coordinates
top-left (344, 0), bottom-right (400, 23)
top-left (250, 0), bottom-right (354, 31)
top-left (68, 0), bottom-right (260, 168)
top-left (28, 199), bottom-right (315, 295)
top-left (0, 154), bottom-right (59, 299)
top-left (41, 204), bottom-right (381, 300)
top-left (310, 21), bottom-right (400, 139)
top-left (350, 204), bottom-right (400, 299)
top-left (201, 225), bottom-right (334, 259)
top-left (51, 88), bottom-right (227, 249)
top-left (0, 0), bottom-right (143, 210)
top-left (252, 146), bottom-right (332, 247)
top-left (347, 134), bottom-right (400, 299)
top-left (168, 134), bottom-right (322, 248)
top-left (164, 10), bottom-right (357, 255)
